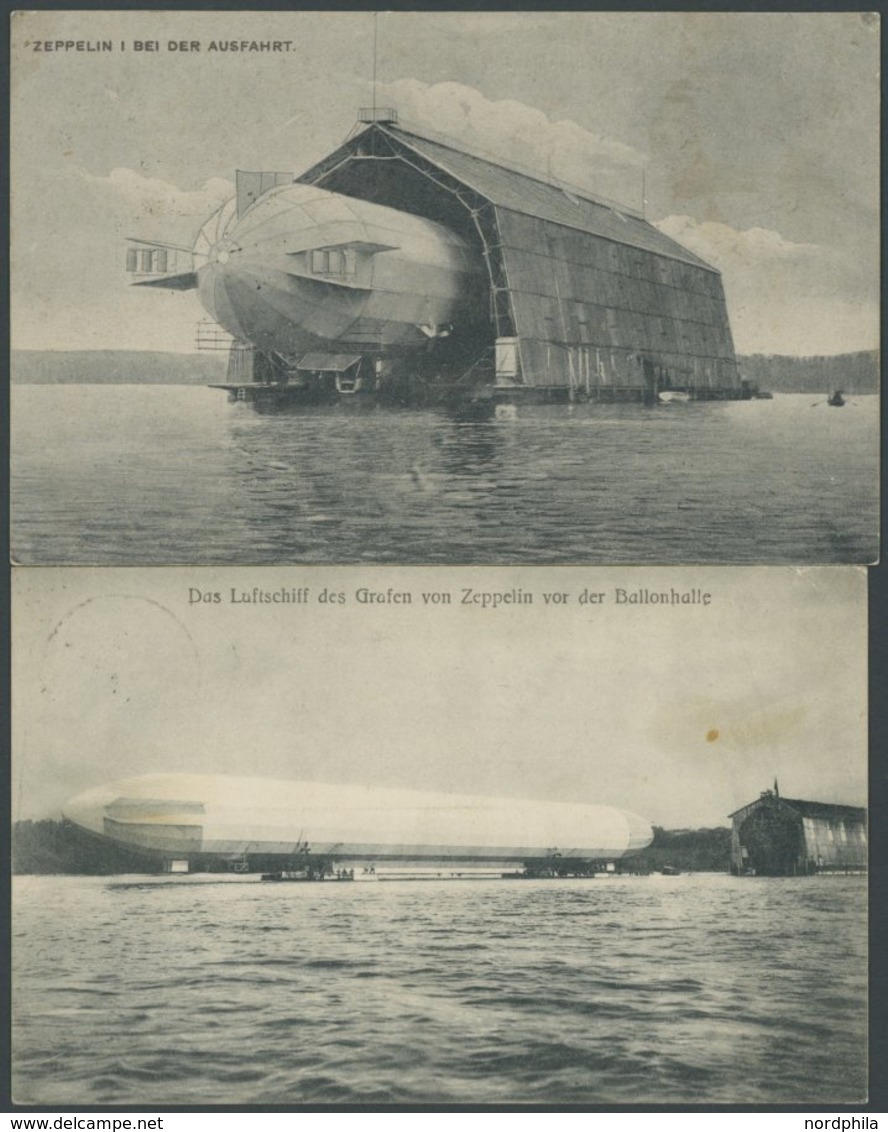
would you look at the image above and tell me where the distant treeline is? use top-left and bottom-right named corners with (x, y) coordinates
top-left (11, 349), bottom-right (880, 393)
top-left (624, 826), bottom-right (732, 874)
top-left (12, 819), bottom-right (164, 875)
top-left (11, 350), bottom-right (227, 385)
top-left (13, 819), bottom-right (733, 875)
top-left (738, 351), bottom-right (879, 394)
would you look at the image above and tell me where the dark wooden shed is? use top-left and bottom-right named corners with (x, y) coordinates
top-left (729, 790), bottom-right (867, 876)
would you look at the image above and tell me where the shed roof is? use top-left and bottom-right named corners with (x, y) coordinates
top-left (380, 125), bottom-right (717, 274)
top-left (778, 797), bottom-right (867, 823)
top-left (729, 794), bottom-right (866, 822)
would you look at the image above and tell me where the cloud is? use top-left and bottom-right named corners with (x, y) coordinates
top-left (654, 215), bottom-right (820, 269)
top-left (11, 165), bottom-right (231, 350)
top-left (381, 79), bottom-right (645, 206)
top-left (652, 215), bottom-right (877, 354)
top-left (76, 167), bottom-right (234, 222)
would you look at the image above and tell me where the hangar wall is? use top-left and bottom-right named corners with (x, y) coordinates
top-left (496, 208), bottom-right (739, 393)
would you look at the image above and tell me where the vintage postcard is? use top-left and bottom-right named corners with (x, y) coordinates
top-left (6, 5), bottom-right (879, 1117)
top-left (9, 10), bottom-right (880, 565)
top-left (11, 565), bottom-right (868, 1106)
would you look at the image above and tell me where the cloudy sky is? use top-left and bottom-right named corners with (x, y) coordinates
top-left (11, 10), bottom-right (879, 356)
top-left (13, 567), bottom-right (867, 830)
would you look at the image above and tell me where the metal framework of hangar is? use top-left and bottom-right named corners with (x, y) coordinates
top-left (296, 113), bottom-right (741, 398)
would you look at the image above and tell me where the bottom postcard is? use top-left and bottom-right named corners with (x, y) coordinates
top-left (11, 566), bottom-right (868, 1106)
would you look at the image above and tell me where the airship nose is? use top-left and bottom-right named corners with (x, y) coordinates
top-left (62, 783), bottom-right (116, 835)
top-left (623, 810), bottom-right (655, 852)
top-left (208, 240), bottom-right (239, 266)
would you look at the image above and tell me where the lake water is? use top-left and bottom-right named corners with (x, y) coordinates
top-left (12, 873), bottom-right (867, 1106)
top-left (10, 386), bottom-right (879, 565)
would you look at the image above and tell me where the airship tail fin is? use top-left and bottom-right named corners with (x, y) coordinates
top-left (129, 271), bottom-right (198, 291)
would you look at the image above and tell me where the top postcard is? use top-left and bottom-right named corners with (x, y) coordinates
top-left (10, 10), bottom-right (880, 566)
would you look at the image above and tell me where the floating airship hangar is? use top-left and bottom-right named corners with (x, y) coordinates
top-left (128, 109), bottom-right (748, 407)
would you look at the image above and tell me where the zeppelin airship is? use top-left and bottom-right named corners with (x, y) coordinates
top-left (193, 184), bottom-right (484, 359)
top-left (126, 111), bottom-right (747, 405)
top-left (63, 773), bottom-right (653, 874)
top-left (129, 173), bottom-right (488, 402)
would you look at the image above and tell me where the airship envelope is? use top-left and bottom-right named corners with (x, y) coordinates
top-left (63, 774), bottom-right (653, 864)
top-left (191, 183), bottom-right (484, 358)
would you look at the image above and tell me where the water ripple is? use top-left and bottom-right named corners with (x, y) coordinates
top-left (12, 873), bottom-right (867, 1105)
top-left (10, 387), bottom-right (879, 564)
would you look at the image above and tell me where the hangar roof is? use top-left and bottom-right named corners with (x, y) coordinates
top-left (298, 122), bottom-right (718, 273)
top-left (729, 794), bottom-right (866, 822)
top-left (380, 124), bottom-right (717, 273)
top-left (777, 797), bottom-right (866, 822)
